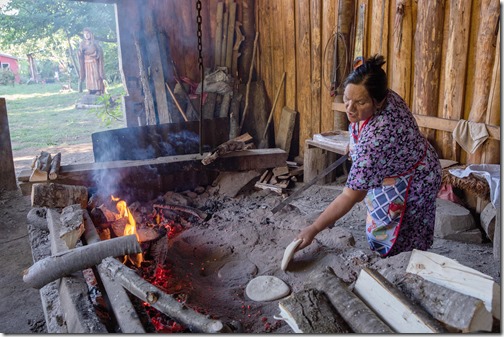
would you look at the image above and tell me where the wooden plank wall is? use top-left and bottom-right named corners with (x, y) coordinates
top-left (255, 0), bottom-right (500, 164)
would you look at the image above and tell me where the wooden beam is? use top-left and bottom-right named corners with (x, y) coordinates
top-left (0, 98), bottom-right (17, 191)
top-left (18, 149), bottom-right (288, 198)
top-left (413, 114), bottom-right (500, 140)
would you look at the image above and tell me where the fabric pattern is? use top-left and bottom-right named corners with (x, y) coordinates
top-left (346, 90), bottom-right (442, 256)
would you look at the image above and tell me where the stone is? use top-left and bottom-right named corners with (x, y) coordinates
top-left (245, 276), bottom-right (290, 302)
top-left (434, 198), bottom-right (476, 239)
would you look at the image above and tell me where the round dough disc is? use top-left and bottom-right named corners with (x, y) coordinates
top-left (245, 275), bottom-right (290, 302)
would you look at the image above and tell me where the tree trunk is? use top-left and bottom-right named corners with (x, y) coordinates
top-left (391, 0), bottom-right (412, 106)
top-left (307, 267), bottom-right (393, 333)
top-left (239, 0), bottom-right (255, 83)
top-left (31, 183), bottom-right (88, 209)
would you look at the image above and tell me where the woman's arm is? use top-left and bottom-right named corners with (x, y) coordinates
top-left (295, 187), bottom-right (367, 250)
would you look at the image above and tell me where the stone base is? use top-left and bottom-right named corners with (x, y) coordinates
top-left (75, 94), bottom-right (105, 109)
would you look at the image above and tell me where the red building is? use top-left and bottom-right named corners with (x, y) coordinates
top-left (0, 52), bottom-right (20, 83)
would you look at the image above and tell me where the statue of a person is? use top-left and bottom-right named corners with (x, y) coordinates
top-left (78, 28), bottom-right (105, 95)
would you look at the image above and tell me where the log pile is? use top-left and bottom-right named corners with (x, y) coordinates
top-left (276, 250), bottom-right (501, 333)
top-left (254, 162), bottom-right (304, 195)
top-left (29, 151), bottom-right (62, 182)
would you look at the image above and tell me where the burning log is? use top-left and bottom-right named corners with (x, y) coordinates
top-left (100, 256), bottom-right (226, 333)
top-left (31, 182), bottom-right (88, 209)
top-left (29, 151), bottom-right (52, 182)
top-left (49, 152), bottom-right (61, 180)
top-left (82, 210), bottom-right (147, 333)
top-left (153, 203), bottom-right (209, 221)
top-left (23, 234), bottom-right (142, 289)
top-left (307, 267), bottom-right (393, 333)
top-left (202, 133), bottom-right (254, 165)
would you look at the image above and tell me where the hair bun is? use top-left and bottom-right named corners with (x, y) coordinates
top-left (366, 54), bottom-right (386, 69)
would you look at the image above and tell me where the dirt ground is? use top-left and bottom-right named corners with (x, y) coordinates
top-left (0, 143), bottom-right (501, 333)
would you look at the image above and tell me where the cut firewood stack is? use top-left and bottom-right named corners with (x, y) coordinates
top-left (254, 161), bottom-right (303, 194)
top-left (29, 151), bottom-right (62, 182)
top-left (276, 250), bottom-right (500, 333)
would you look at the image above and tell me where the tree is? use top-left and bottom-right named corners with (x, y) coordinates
top-left (0, 0), bottom-right (119, 84)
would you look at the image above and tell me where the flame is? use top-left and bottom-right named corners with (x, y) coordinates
top-left (112, 195), bottom-right (143, 266)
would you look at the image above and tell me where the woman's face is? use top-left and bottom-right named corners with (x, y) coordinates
top-left (343, 83), bottom-right (377, 123)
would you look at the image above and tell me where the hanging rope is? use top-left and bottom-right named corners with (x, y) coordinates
top-left (196, 0), bottom-right (204, 155)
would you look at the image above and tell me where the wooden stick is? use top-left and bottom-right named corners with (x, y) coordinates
top-left (263, 72), bottom-right (286, 139)
top-left (214, 2), bottom-right (224, 67)
top-left (23, 234), bottom-right (142, 289)
top-left (100, 256), bottom-right (226, 333)
top-left (165, 83), bottom-right (188, 122)
top-left (240, 32), bottom-right (259, 133)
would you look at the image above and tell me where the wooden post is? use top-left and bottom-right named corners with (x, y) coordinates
top-left (466, 0), bottom-right (500, 164)
top-left (224, 1), bottom-right (236, 69)
top-left (390, 0), bottom-right (412, 106)
top-left (0, 98), bottom-right (17, 191)
top-left (440, 0), bottom-right (472, 162)
top-left (411, 0), bottom-right (444, 144)
top-left (214, 2), bottom-right (224, 68)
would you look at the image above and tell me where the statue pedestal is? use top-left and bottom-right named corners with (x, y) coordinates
top-left (75, 94), bottom-right (105, 109)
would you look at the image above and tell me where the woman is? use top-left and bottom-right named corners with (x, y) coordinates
top-left (78, 27), bottom-right (105, 95)
top-left (296, 54), bottom-right (442, 257)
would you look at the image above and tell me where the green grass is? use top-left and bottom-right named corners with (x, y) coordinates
top-left (1, 83), bottom-right (125, 151)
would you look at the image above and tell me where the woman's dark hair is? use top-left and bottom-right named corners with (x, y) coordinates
top-left (343, 54), bottom-right (388, 102)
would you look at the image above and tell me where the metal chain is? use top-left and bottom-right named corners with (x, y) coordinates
top-left (196, 0), bottom-right (204, 154)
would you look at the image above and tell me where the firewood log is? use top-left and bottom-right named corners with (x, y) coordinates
top-left (22, 234), bottom-right (142, 289)
top-left (353, 268), bottom-right (447, 333)
top-left (274, 289), bottom-right (351, 333)
top-left (29, 151), bottom-right (52, 182)
top-left (31, 182), bottom-right (88, 209)
top-left (306, 266), bottom-right (393, 333)
top-left (49, 152), bottom-right (61, 180)
top-left (406, 249), bottom-right (501, 320)
top-left (100, 256), bottom-right (226, 333)
top-left (202, 133), bottom-right (254, 165)
top-left (396, 273), bottom-right (493, 332)
top-left (59, 204), bottom-right (84, 249)
top-left (82, 210), bottom-right (146, 333)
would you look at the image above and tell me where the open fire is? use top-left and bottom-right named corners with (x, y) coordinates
top-left (89, 193), bottom-right (210, 333)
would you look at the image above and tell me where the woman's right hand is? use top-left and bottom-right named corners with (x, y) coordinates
top-left (295, 225), bottom-right (320, 251)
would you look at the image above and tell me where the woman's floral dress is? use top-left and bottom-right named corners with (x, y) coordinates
top-left (346, 90), bottom-right (442, 257)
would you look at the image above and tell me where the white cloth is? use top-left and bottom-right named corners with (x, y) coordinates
top-left (452, 120), bottom-right (489, 154)
top-left (449, 164), bottom-right (501, 208)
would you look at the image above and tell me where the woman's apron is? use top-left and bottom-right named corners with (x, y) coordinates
top-left (349, 120), bottom-right (427, 257)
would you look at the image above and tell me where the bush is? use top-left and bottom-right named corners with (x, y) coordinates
top-left (0, 69), bottom-right (15, 85)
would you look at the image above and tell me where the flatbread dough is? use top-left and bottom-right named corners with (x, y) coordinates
top-left (281, 239), bottom-right (302, 271)
top-left (245, 275), bottom-right (290, 302)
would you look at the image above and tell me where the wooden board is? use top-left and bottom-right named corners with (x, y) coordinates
top-left (275, 107), bottom-right (297, 155)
